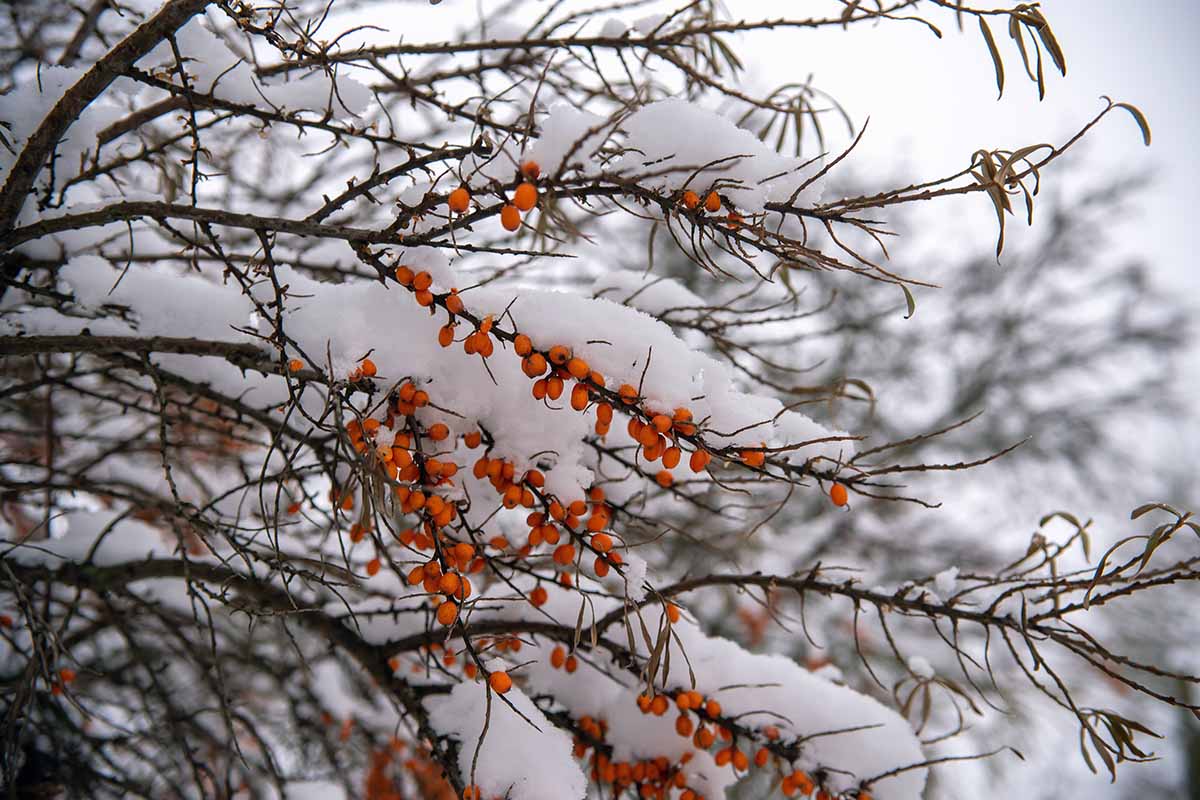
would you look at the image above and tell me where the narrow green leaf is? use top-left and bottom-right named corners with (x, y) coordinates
top-left (901, 284), bottom-right (916, 319)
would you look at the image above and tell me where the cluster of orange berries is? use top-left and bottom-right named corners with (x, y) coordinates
top-left (572, 715), bottom-right (708, 800)
top-left (633, 687), bottom-right (865, 799)
top-left (405, 545), bottom-right (479, 625)
top-left (547, 644), bottom-right (580, 673)
top-left (363, 742), bottom-right (412, 800)
top-left (363, 738), bottom-right (461, 800)
top-left (515, 330), bottom-right (719, 489)
top-left (341, 380), bottom-right (507, 634)
top-left (680, 189), bottom-right (722, 214)
top-left (389, 253), bottom-right (802, 493)
top-left (470, 446), bottom-right (624, 580)
top-left (679, 188), bottom-right (748, 230)
top-left (447, 161), bottom-right (542, 233)
top-left (50, 666), bottom-right (77, 696)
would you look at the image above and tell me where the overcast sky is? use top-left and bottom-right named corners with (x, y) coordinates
top-left (739, 0), bottom-right (1199, 294)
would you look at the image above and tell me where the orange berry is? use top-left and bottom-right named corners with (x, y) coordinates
top-left (438, 573), bottom-right (461, 596)
top-left (287, 358), bottom-right (304, 373)
top-left (523, 353), bottom-right (548, 377)
top-left (675, 714), bottom-right (694, 737)
top-left (445, 290), bottom-right (465, 314)
top-left (548, 345), bottom-right (570, 365)
top-left (665, 602), bottom-right (681, 623)
top-left (448, 186), bottom-right (471, 213)
top-left (571, 383), bottom-right (590, 411)
top-left (428, 423), bottom-right (450, 441)
top-left (791, 771), bottom-right (814, 794)
top-left (704, 191), bottom-right (721, 213)
top-left (705, 698), bottom-right (721, 718)
top-left (591, 533), bottom-right (613, 553)
top-left (521, 160), bottom-right (540, 180)
top-left (530, 585), bottom-right (549, 607)
top-left (741, 447), bottom-right (765, 468)
top-left (754, 747), bottom-right (770, 768)
top-left (732, 749), bottom-right (749, 771)
top-left (500, 204), bottom-right (521, 231)
top-left (650, 695), bottom-right (669, 716)
top-left (415, 289), bottom-right (434, 307)
top-left (438, 324), bottom-right (455, 347)
top-left (436, 600), bottom-right (458, 626)
top-left (366, 558), bottom-right (381, 577)
top-left (662, 447), bottom-right (681, 469)
top-left (566, 357), bottom-right (589, 380)
top-left (395, 265), bottom-right (414, 286)
top-left (412, 271), bottom-right (433, 291)
top-left (489, 671), bottom-right (513, 693)
top-left (655, 470), bottom-right (673, 488)
top-left (565, 655), bottom-right (578, 673)
top-left (464, 431), bottom-right (482, 448)
top-left (594, 557), bottom-right (610, 577)
top-left (59, 668), bottom-right (77, 684)
top-left (359, 358), bottom-right (377, 377)
top-left (830, 482), bottom-right (849, 507)
top-left (513, 182), bottom-right (538, 212)
top-left (617, 384), bottom-right (638, 404)
top-left (689, 450), bottom-right (710, 473)
top-left (553, 543), bottom-right (576, 565)
top-left (682, 190), bottom-right (700, 209)
top-left (513, 334), bottom-right (533, 356)
top-left (550, 646), bottom-right (566, 669)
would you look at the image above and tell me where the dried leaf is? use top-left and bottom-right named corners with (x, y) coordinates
top-left (978, 18), bottom-right (1005, 98)
top-left (1112, 101), bottom-right (1152, 146)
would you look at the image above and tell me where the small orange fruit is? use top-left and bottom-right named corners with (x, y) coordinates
top-left (513, 182), bottom-right (538, 212)
top-left (489, 671), bottom-right (513, 693)
top-left (500, 204), bottom-right (521, 231)
top-left (448, 187), bottom-right (470, 214)
top-left (436, 600), bottom-right (459, 626)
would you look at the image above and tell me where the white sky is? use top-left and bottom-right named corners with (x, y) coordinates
top-left (739, 0), bottom-right (1199, 294)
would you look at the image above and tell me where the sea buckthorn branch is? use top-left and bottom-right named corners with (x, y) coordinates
top-left (0, 0), bottom-right (215, 234)
top-left (381, 615), bottom-right (882, 796)
top-left (0, 555), bottom-right (467, 791)
top-left (356, 243), bottom-right (885, 504)
top-left (579, 543), bottom-right (1200, 757)
top-left (2, 1), bottom-right (1185, 796)
top-left (249, 0), bottom-right (1050, 89)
